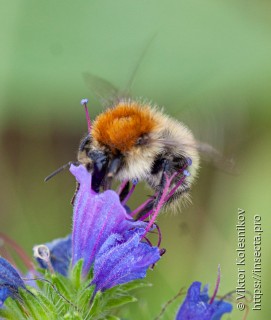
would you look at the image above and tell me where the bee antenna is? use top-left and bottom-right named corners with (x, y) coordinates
top-left (80, 98), bottom-right (92, 134)
top-left (44, 161), bottom-right (79, 182)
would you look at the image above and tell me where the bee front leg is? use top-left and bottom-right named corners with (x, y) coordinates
top-left (71, 182), bottom-right (80, 206)
top-left (88, 150), bottom-right (108, 193)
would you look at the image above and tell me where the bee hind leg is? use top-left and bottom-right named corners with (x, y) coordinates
top-left (135, 160), bottom-right (190, 219)
top-left (152, 159), bottom-right (172, 208)
top-left (135, 159), bottom-right (171, 220)
top-left (163, 186), bottom-right (190, 208)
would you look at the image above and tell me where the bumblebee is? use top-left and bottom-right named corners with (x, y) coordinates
top-left (76, 99), bottom-right (200, 214)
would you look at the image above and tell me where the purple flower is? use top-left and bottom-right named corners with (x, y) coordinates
top-left (91, 228), bottom-right (160, 292)
top-left (176, 281), bottom-right (232, 320)
top-left (70, 164), bottom-right (150, 276)
top-left (34, 164), bottom-right (161, 293)
top-left (0, 257), bottom-right (27, 306)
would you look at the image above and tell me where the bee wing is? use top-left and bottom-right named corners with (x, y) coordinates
top-left (196, 141), bottom-right (237, 174)
top-left (83, 35), bottom-right (157, 108)
top-left (83, 72), bottom-right (124, 107)
top-left (171, 107), bottom-right (239, 175)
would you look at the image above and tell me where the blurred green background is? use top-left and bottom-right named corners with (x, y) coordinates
top-left (0, 1), bottom-right (270, 319)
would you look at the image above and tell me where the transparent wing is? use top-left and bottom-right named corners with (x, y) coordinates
top-left (196, 141), bottom-right (237, 174)
top-left (83, 34), bottom-right (157, 108)
top-left (171, 105), bottom-right (240, 175)
top-left (82, 72), bottom-right (123, 107)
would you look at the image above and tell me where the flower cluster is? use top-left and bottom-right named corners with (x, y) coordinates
top-left (0, 134), bottom-right (233, 319)
top-left (0, 164), bottom-right (164, 318)
top-left (70, 164), bottom-right (160, 291)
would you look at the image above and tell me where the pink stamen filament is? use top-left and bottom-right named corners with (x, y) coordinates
top-left (141, 165), bottom-right (189, 238)
top-left (83, 101), bottom-right (92, 133)
top-left (0, 233), bottom-right (35, 271)
top-left (138, 209), bottom-right (152, 221)
top-left (135, 175), bottom-right (182, 222)
top-left (209, 265), bottom-right (221, 304)
top-left (131, 163), bottom-right (189, 240)
top-left (143, 222), bottom-right (162, 248)
top-left (131, 198), bottom-right (153, 217)
top-left (121, 183), bottom-right (136, 206)
top-left (165, 175), bottom-right (186, 202)
top-left (163, 163), bottom-right (188, 202)
top-left (154, 223), bottom-right (162, 247)
top-left (142, 236), bottom-right (153, 247)
top-left (142, 174), bottom-right (171, 238)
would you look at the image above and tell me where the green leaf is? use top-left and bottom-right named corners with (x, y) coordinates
top-left (70, 259), bottom-right (83, 289)
top-left (50, 273), bottom-right (73, 301)
top-left (63, 311), bottom-right (83, 319)
top-left (0, 298), bottom-right (27, 320)
top-left (19, 289), bottom-right (50, 320)
top-left (36, 291), bottom-right (59, 319)
top-left (104, 316), bottom-right (120, 320)
top-left (76, 284), bottom-right (95, 311)
top-left (0, 308), bottom-right (14, 319)
top-left (84, 266), bottom-right (94, 283)
top-left (104, 294), bottom-right (137, 309)
top-left (0, 259), bottom-right (152, 319)
top-left (86, 291), bottom-right (103, 318)
top-left (118, 279), bottom-right (151, 292)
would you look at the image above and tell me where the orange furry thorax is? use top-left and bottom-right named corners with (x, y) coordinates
top-left (92, 102), bottom-right (158, 153)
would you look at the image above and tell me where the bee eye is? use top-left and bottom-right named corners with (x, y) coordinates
top-left (79, 134), bottom-right (91, 152)
top-left (136, 135), bottom-right (148, 146)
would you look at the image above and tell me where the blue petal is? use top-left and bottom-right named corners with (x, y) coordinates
top-left (0, 257), bottom-right (26, 306)
top-left (207, 300), bottom-right (233, 320)
top-left (176, 281), bottom-right (232, 320)
top-left (70, 165), bottom-right (146, 275)
top-left (35, 234), bottom-right (72, 276)
top-left (91, 228), bottom-right (160, 292)
top-left (0, 287), bottom-right (9, 307)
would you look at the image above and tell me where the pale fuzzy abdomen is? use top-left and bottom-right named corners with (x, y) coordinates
top-left (158, 114), bottom-right (200, 184)
top-left (116, 109), bottom-right (200, 208)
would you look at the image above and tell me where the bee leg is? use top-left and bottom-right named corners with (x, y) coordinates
top-left (119, 181), bottom-right (130, 202)
top-left (104, 156), bottom-right (122, 190)
top-left (163, 186), bottom-right (190, 207)
top-left (135, 199), bottom-right (155, 220)
top-left (135, 160), bottom-right (171, 220)
top-left (153, 159), bottom-right (171, 208)
top-left (155, 155), bottom-right (192, 207)
top-left (71, 182), bottom-right (80, 206)
top-left (88, 150), bottom-right (108, 193)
